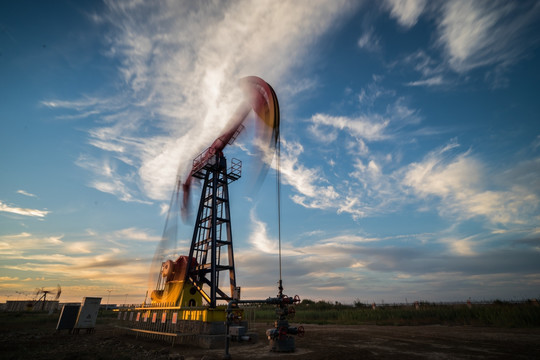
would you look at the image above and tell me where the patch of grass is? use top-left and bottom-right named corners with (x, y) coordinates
top-left (0, 309), bottom-right (117, 333)
top-left (0, 311), bottom-right (58, 332)
top-left (253, 300), bottom-right (540, 327)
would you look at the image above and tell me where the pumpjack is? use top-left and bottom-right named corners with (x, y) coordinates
top-left (116, 76), bottom-right (304, 353)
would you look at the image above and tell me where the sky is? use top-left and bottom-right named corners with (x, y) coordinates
top-left (1, 0), bottom-right (540, 305)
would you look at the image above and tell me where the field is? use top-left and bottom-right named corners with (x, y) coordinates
top-left (255, 299), bottom-right (540, 327)
top-left (1, 301), bottom-right (539, 359)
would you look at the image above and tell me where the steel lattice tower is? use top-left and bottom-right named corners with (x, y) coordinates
top-left (186, 153), bottom-right (241, 308)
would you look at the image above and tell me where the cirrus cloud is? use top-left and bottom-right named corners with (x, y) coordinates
top-left (0, 201), bottom-right (49, 218)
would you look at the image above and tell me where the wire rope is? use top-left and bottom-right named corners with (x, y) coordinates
top-left (276, 133), bottom-right (283, 294)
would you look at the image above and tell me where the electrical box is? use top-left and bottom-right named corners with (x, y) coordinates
top-left (56, 304), bottom-right (81, 330)
top-left (74, 297), bottom-right (101, 329)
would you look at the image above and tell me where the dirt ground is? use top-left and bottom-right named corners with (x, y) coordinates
top-left (1, 321), bottom-right (539, 360)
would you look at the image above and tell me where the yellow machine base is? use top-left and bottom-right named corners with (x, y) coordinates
top-left (115, 306), bottom-right (247, 348)
top-left (122, 306), bottom-right (229, 322)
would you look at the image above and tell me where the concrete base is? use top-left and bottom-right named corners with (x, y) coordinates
top-left (117, 309), bottom-right (254, 349)
top-left (176, 319), bottom-right (227, 335)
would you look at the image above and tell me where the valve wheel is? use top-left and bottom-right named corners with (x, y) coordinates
top-left (293, 294), bottom-right (301, 303)
top-left (288, 306), bottom-right (296, 318)
top-left (297, 325), bottom-right (305, 338)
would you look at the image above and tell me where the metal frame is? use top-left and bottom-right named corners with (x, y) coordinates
top-left (186, 153), bottom-right (241, 308)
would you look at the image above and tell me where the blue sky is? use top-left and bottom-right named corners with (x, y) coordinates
top-left (1, 0), bottom-right (539, 305)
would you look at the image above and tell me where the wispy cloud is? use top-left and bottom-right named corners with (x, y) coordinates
top-left (390, 2), bottom-right (539, 86)
top-left (396, 47), bottom-right (450, 88)
top-left (4, 258), bottom-right (148, 286)
top-left (406, 76), bottom-right (444, 87)
top-left (357, 76), bottom-right (396, 106)
top-left (248, 210), bottom-right (304, 256)
top-left (439, 233), bottom-right (478, 256)
top-left (310, 113), bottom-right (389, 142)
top-left (17, 190), bottom-right (37, 198)
top-left (41, 96), bottom-right (106, 111)
top-left (75, 155), bottom-right (152, 204)
top-left (113, 227), bottom-right (161, 242)
top-left (285, 79), bottom-right (538, 229)
top-left (357, 27), bottom-right (381, 53)
top-left (0, 201), bottom-right (49, 218)
top-left (0, 229), bottom-right (157, 300)
top-left (402, 141), bottom-right (539, 225)
top-left (0, 232), bottom-right (63, 256)
top-left (45, 0), bottom-right (357, 204)
top-left (280, 78), bottom-right (319, 97)
top-left (278, 139), bottom-right (339, 211)
top-left (384, 0), bottom-right (427, 28)
top-left (236, 215), bottom-right (540, 301)
top-left (437, 1), bottom-right (540, 73)
top-left (288, 82), bottom-right (421, 219)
